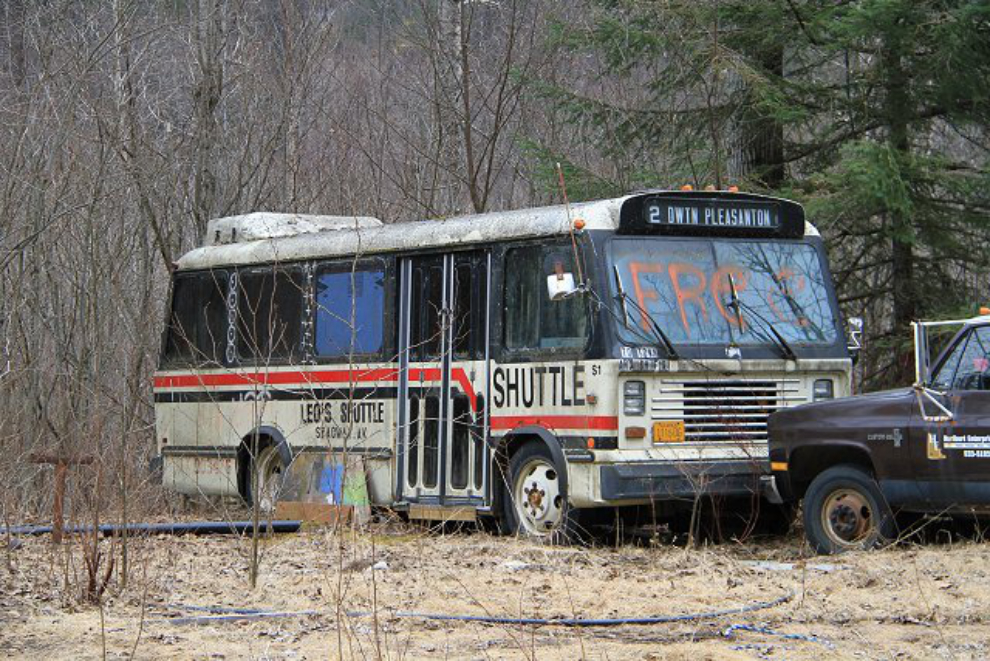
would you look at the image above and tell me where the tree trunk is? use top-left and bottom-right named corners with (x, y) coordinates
top-left (740, 40), bottom-right (785, 189)
top-left (6, 0), bottom-right (27, 90)
top-left (884, 31), bottom-right (915, 335)
top-left (192, 0), bottom-right (225, 237)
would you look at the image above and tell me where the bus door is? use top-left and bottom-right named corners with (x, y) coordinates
top-left (397, 251), bottom-right (490, 508)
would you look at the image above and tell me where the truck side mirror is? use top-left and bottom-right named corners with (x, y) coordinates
top-left (911, 320), bottom-right (954, 422)
top-left (913, 320), bottom-right (930, 386)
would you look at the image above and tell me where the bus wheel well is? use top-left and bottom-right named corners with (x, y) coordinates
top-left (237, 432), bottom-right (277, 504)
top-left (494, 432), bottom-right (560, 474)
top-left (493, 434), bottom-right (537, 484)
top-left (789, 446), bottom-right (875, 500)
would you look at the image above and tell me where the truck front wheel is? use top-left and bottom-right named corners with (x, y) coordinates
top-left (803, 465), bottom-right (896, 554)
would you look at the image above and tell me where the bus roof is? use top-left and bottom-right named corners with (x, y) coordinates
top-left (176, 191), bottom-right (820, 271)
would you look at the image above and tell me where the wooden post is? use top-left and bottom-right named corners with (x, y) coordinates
top-left (29, 453), bottom-right (95, 544)
top-left (52, 461), bottom-right (67, 543)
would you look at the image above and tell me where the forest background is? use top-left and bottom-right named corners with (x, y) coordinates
top-left (0, 0), bottom-right (988, 524)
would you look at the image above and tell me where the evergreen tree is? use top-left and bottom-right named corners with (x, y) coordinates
top-left (530, 0), bottom-right (990, 387)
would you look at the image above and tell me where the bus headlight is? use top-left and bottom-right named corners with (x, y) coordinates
top-left (813, 379), bottom-right (834, 401)
top-left (623, 380), bottom-right (646, 416)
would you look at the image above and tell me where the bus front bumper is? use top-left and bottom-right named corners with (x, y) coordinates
top-left (597, 461), bottom-right (765, 502)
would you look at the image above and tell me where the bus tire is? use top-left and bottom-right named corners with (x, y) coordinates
top-left (251, 443), bottom-right (286, 514)
top-left (503, 442), bottom-right (579, 543)
top-left (803, 464), bottom-right (896, 554)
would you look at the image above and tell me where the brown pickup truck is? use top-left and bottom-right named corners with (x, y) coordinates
top-left (768, 313), bottom-right (990, 553)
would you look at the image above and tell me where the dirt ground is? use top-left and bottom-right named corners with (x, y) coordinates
top-left (2, 518), bottom-right (990, 660)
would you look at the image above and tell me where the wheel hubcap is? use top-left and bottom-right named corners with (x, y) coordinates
top-left (514, 459), bottom-right (562, 535)
top-left (822, 489), bottom-right (873, 546)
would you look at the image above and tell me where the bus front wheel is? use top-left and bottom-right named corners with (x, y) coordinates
top-left (503, 442), bottom-right (578, 543)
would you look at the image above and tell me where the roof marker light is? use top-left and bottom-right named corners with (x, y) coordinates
top-left (680, 184), bottom-right (693, 191)
top-left (981, 306), bottom-right (990, 315)
top-left (728, 185), bottom-right (740, 193)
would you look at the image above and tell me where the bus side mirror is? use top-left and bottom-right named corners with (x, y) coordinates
top-left (547, 272), bottom-right (579, 301)
top-left (847, 316), bottom-right (863, 362)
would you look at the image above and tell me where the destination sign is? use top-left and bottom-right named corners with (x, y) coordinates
top-left (643, 198), bottom-right (780, 230)
top-left (618, 192), bottom-right (804, 238)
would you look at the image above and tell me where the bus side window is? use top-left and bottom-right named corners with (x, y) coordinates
top-left (504, 246), bottom-right (540, 349)
top-left (163, 270), bottom-right (228, 368)
top-left (504, 245), bottom-right (587, 352)
top-left (314, 262), bottom-right (386, 360)
top-left (410, 260), bottom-right (445, 362)
top-left (541, 249), bottom-right (587, 349)
top-left (236, 266), bottom-right (304, 363)
top-left (452, 257), bottom-right (487, 360)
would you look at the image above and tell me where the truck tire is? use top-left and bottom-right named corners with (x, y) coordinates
top-left (803, 464), bottom-right (896, 554)
top-left (502, 442), bottom-right (580, 544)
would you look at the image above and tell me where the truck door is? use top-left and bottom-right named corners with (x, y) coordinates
top-left (913, 325), bottom-right (990, 506)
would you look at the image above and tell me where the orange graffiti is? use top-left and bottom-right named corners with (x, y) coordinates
top-left (629, 262), bottom-right (664, 332)
top-left (767, 267), bottom-right (809, 326)
top-left (668, 262), bottom-right (708, 334)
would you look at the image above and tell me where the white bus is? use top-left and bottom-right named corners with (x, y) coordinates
top-left (153, 190), bottom-right (855, 539)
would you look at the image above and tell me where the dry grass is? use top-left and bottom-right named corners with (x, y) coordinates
top-left (2, 521), bottom-right (990, 659)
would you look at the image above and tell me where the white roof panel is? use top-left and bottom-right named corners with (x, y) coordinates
top-left (178, 198), bottom-right (621, 270)
top-left (176, 192), bottom-right (820, 271)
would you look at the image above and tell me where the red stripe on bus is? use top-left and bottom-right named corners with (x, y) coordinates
top-left (153, 366), bottom-right (480, 412)
top-left (153, 368), bottom-right (400, 389)
top-left (489, 415), bottom-right (619, 431)
top-left (450, 370), bottom-right (478, 412)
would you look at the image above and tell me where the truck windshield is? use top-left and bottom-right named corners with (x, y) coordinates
top-left (610, 238), bottom-right (838, 349)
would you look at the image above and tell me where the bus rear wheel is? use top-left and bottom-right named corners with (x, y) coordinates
top-left (503, 442), bottom-right (578, 543)
top-left (252, 444), bottom-right (285, 514)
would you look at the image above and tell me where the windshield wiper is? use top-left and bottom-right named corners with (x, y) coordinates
top-left (725, 274), bottom-right (797, 361)
top-left (613, 266), bottom-right (679, 359)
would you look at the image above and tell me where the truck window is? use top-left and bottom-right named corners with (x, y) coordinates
top-left (163, 270), bottom-right (228, 367)
top-left (503, 244), bottom-right (587, 352)
top-left (942, 327), bottom-right (990, 391)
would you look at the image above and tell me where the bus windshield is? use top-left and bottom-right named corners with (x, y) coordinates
top-left (609, 238), bottom-right (839, 349)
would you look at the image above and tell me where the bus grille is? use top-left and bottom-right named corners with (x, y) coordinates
top-left (650, 379), bottom-right (803, 443)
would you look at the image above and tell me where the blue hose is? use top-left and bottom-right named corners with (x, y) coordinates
top-left (3, 520), bottom-right (302, 537)
top-left (354, 590), bottom-right (794, 627)
top-left (724, 623), bottom-right (834, 649)
top-left (166, 590), bottom-right (793, 628)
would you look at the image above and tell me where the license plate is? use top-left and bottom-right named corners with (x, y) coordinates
top-left (653, 421), bottom-right (685, 443)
